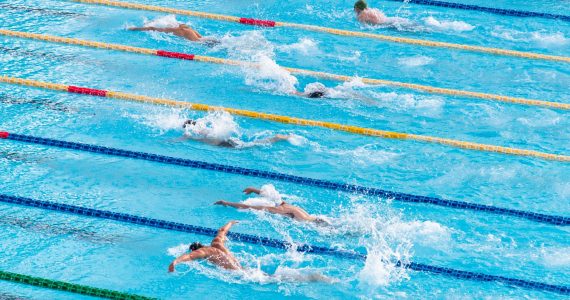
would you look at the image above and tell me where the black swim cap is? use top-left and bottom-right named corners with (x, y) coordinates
top-left (354, 0), bottom-right (367, 10)
top-left (308, 91), bottom-right (325, 98)
top-left (183, 119), bottom-right (197, 128)
top-left (189, 242), bottom-right (204, 251)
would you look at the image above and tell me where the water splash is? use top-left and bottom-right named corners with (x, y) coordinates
top-left (184, 110), bottom-right (241, 141)
top-left (424, 16), bottom-right (475, 32)
top-left (491, 26), bottom-right (569, 47)
top-left (398, 55), bottom-right (435, 67)
top-left (216, 31), bottom-right (299, 94)
top-left (278, 38), bottom-right (320, 55)
top-left (143, 14), bottom-right (181, 28)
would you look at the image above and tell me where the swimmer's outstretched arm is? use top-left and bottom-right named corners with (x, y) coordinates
top-left (215, 200), bottom-right (262, 210)
top-left (128, 26), bottom-right (176, 33)
top-left (215, 201), bottom-right (282, 215)
top-left (168, 250), bottom-right (208, 272)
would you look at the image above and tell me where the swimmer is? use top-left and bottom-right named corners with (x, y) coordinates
top-left (215, 186), bottom-right (331, 225)
top-left (293, 82), bottom-right (327, 99)
top-left (168, 221), bottom-right (336, 283)
top-left (354, 0), bottom-right (415, 29)
top-left (182, 119), bottom-right (292, 148)
top-left (129, 24), bottom-right (219, 45)
top-left (169, 221), bottom-right (242, 271)
top-left (293, 82), bottom-right (377, 105)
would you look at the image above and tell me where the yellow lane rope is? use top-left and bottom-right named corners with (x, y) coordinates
top-left (69, 0), bottom-right (570, 63)
top-left (1, 29), bottom-right (567, 110)
top-left (0, 75), bottom-right (567, 162)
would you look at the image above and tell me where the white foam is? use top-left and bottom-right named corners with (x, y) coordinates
top-left (184, 110), bottom-right (240, 141)
top-left (244, 55), bottom-right (299, 94)
top-left (358, 248), bottom-right (406, 287)
top-left (337, 50), bottom-right (361, 63)
top-left (329, 144), bottom-right (400, 165)
top-left (217, 31), bottom-right (275, 59)
top-left (303, 77), bottom-right (369, 100)
top-left (372, 91), bottom-right (445, 112)
top-left (216, 31), bottom-right (299, 94)
top-left (532, 32), bottom-right (569, 47)
top-left (126, 108), bottom-right (188, 133)
top-left (167, 243), bottom-right (190, 257)
top-left (242, 197), bottom-right (278, 207)
top-left (538, 247), bottom-right (570, 268)
top-left (424, 16), bottom-right (474, 32)
top-left (385, 220), bottom-right (451, 247)
top-left (259, 184), bottom-right (283, 203)
top-left (143, 14), bottom-right (181, 28)
top-left (397, 55), bottom-right (434, 67)
top-left (273, 266), bottom-right (338, 283)
top-left (278, 38), bottom-right (319, 55)
top-left (285, 134), bottom-right (307, 146)
top-left (491, 27), bottom-right (569, 47)
top-left (242, 184), bottom-right (283, 207)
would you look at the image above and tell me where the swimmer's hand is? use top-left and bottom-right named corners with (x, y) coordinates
top-left (214, 200), bottom-right (228, 206)
top-left (243, 187), bottom-right (261, 195)
top-left (168, 263), bottom-right (175, 273)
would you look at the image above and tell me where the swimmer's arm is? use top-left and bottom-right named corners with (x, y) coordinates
top-left (211, 220), bottom-right (238, 248)
top-left (243, 187), bottom-right (261, 195)
top-left (129, 26), bottom-right (175, 33)
top-left (215, 200), bottom-right (273, 211)
top-left (168, 250), bottom-right (207, 272)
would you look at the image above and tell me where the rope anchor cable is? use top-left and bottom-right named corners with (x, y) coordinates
top-left (1, 132), bottom-right (568, 225)
top-left (0, 29), bottom-right (567, 111)
top-left (0, 194), bottom-right (568, 295)
top-left (0, 76), bottom-right (568, 161)
top-left (0, 270), bottom-right (155, 300)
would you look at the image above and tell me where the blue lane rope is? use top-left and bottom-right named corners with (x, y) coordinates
top-left (384, 0), bottom-right (570, 22)
top-left (2, 132), bottom-right (568, 226)
top-left (0, 193), bottom-right (568, 295)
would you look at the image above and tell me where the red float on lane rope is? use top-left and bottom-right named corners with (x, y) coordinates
top-left (67, 86), bottom-right (107, 97)
top-left (156, 50), bottom-right (195, 60)
top-left (0, 132), bottom-right (9, 139)
top-left (239, 18), bottom-right (276, 27)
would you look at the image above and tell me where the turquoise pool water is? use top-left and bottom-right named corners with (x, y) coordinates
top-left (0, 0), bottom-right (569, 298)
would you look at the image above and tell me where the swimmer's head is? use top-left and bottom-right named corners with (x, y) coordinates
top-left (189, 242), bottom-right (205, 251)
top-left (308, 91), bottom-right (325, 98)
top-left (183, 119), bottom-right (197, 128)
top-left (354, 0), bottom-right (367, 12)
top-left (303, 82), bottom-right (327, 99)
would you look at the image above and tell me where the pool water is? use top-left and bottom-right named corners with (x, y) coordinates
top-left (0, 0), bottom-right (569, 298)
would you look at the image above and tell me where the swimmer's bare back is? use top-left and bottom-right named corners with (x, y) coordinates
top-left (168, 221), bottom-right (241, 272)
top-left (129, 24), bottom-right (202, 41)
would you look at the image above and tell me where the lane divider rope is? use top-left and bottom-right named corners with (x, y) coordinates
top-left (383, 0), bottom-right (570, 22)
top-left (1, 76), bottom-right (569, 162)
top-left (0, 270), bottom-right (155, 300)
top-left (1, 132), bottom-right (568, 226)
top-left (0, 29), bottom-right (567, 111)
top-left (1, 194), bottom-right (568, 295)
top-left (67, 0), bottom-right (570, 63)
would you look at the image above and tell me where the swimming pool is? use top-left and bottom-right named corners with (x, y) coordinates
top-left (0, 0), bottom-right (569, 298)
